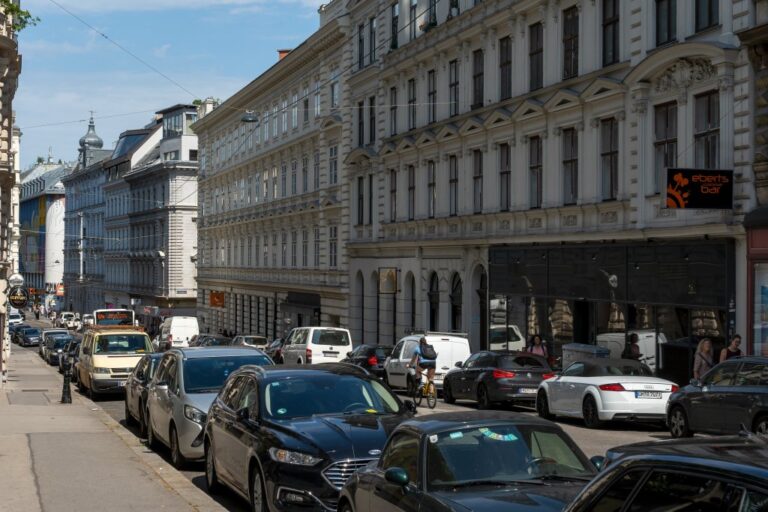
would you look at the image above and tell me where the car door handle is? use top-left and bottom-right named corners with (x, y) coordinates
top-left (569, 384), bottom-right (576, 389)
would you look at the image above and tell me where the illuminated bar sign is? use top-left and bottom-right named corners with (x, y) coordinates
top-left (666, 168), bottom-right (733, 210)
top-left (209, 291), bottom-right (226, 308)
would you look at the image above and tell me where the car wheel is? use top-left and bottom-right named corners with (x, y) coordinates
top-left (124, 400), bottom-right (136, 427)
top-left (443, 380), bottom-right (456, 404)
top-left (754, 416), bottom-right (768, 436)
top-left (669, 406), bottom-right (693, 438)
top-left (250, 463), bottom-right (266, 512)
top-left (146, 411), bottom-right (160, 450)
top-left (76, 375), bottom-right (84, 393)
top-left (339, 501), bottom-right (353, 512)
top-left (582, 395), bottom-right (603, 429)
top-left (477, 385), bottom-right (491, 410)
top-left (205, 441), bottom-right (221, 494)
top-left (87, 381), bottom-right (97, 402)
top-left (537, 390), bottom-right (554, 420)
top-left (170, 425), bottom-right (186, 469)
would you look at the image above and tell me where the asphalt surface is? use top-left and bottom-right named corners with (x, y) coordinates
top-left (15, 333), bottom-right (670, 512)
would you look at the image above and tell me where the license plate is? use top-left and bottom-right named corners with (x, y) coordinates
top-left (323, 351), bottom-right (339, 356)
top-left (635, 391), bottom-right (661, 399)
top-left (519, 388), bottom-right (538, 394)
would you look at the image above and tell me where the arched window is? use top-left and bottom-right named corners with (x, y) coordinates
top-left (428, 272), bottom-right (440, 330)
top-left (450, 273), bottom-right (462, 331)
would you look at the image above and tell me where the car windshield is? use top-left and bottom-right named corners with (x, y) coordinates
top-left (263, 374), bottom-right (401, 419)
top-left (596, 364), bottom-right (653, 377)
top-left (426, 424), bottom-right (594, 490)
top-left (243, 336), bottom-right (266, 345)
top-left (94, 334), bottom-right (150, 354)
top-left (499, 356), bottom-right (546, 369)
top-left (311, 329), bottom-right (350, 346)
top-left (183, 355), bottom-right (272, 393)
top-left (206, 337), bottom-right (232, 346)
top-left (375, 346), bottom-right (393, 359)
top-left (23, 329), bottom-right (40, 336)
top-left (52, 337), bottom-right (73, 349)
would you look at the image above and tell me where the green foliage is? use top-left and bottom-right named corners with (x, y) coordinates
top-left (0, 0), bottom-right (40, 32)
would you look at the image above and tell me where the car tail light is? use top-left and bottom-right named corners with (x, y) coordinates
top-left (306, 348), bottom-right (312, 363)
top-left (599, 383), bottom-right (626, 392)
top-left (542, 372), bottom-right (556, 380)
top-left (493, 369), bottom-right (516, 379)
top-left (168, 334), bottom-right (173, 344)
top-left (670, 385), bottom-right (679, 393)
top-left (367, 355), bottom-right (378, 366)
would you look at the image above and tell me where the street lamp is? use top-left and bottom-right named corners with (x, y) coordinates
top-left (241, 111), bottom-right (260, 125)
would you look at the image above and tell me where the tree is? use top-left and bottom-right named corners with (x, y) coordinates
top-left (36, 156), bottom-right (44, 164)
top-left (0, 0), bottom-right (39, 32)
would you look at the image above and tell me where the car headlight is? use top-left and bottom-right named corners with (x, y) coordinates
top-left (268, 448), bottom-right (321, 466)
top-left (93, 367), bottom-right (111, 374)
top-left (184, 405), bottom-right (207, 424)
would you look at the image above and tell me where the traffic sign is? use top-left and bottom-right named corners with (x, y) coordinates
top-left (8, 286), bottom-right (29, 309)
top-left (8, 273), bottom-right (24, 287)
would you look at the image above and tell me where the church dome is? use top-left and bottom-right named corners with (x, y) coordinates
top-left (79, 115), bottom-right (103, 149)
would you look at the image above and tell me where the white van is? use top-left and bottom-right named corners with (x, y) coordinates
top-left (488, 324), bottom-right (525, 351)
top-left (596, 330), bottom-right (668, 371)
top-left (159, 316), bottom-right (199, 349)
top-left (281, 327), bottom-right (353, 365)
top-left (384, 333), bottom-right (472, 392)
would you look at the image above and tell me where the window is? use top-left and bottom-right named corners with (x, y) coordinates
top-left (291, 231), bottom-right (297, 267)
top-left (628, 471), bottom-right (741, 510)
top-left (368, 175), bottom-right (374, 224)
top-left (694, 91), bottom-right (719, 169)
top-left (314, 150), bottom-right (320, 189)
top-left (499, 36), bottom-right (512, 100)
top-left (407, 165), bottom-right (415, 220)
top-left (329, 145), bottom-right (338, 184)
top-left (272, 105), bottom-right (278, 137)
top-left (409, 0), bottom-right (417, 40)
top-left (380, 434), bottom-right (419, 483)
top-left (302, 156), bottom-right (308, 193)
top-left (369, 96), bottom-right (376, 144)
top-left (255, 237), bottom-right (260, 266)
top-left (472, 49), bottom-right (484, 109)
top-left (291, 94), bottom-right (298, 128)
top-left (263, 235), bottom-right (268, 266)
top-left (358, 101), bottom-right (365, 147)
top-left (602, 0), bottom-right (619, 66)
top-left (272, 232), bottom-right (278, 267)
top-left (530, 23), bottom-right (543, 90)
top-left (330, 80), bottom-right (339, 108)
top-left (407, 78), bottom-right (416, 130)
top-left (735, 363), bottom-right (767, 386)
top-left (562, 7), bottom-right (579, 79)
top-left (281, 163), bottom-right (287, 198)
top-left (391, 3), bottom-right (399, 50)
top-left (656, 0), bottom-right (676, 46)
top-left (588, 470), bottom-right (646, 511)
top-left (695, 0), bottom-right (718, 32)
top-left (313, 226), bottom-right (321, 267)
top-left (272, 166), bottom-right (278, 199)
top-left (357, 176), bottom-right (365, 225)
top-left (499, 143), bottom-right (511, 211)
top-left (562, 128), bottom-right (578, 205)
top-left (189, 149), bottom-right (198, 161)
top-left (301, 229), bottom-right (308, 267)
top-left (601, 118), bottom-right (619, 200)
top-left (281, 99), bottom-right (288, 133)
top-left (263, 170), bottom-right (269, 201)
top-left (358, 23), bottom-right (366, 68)
top-left (449, 60), bottom-right (459, 116)
top-left (654, 102), bottom-right (677, 194)
top-left (704, 362), bottom-right (737, 387)
top-left (314, 81), bottom-right (321, 117)
top-left (290, 160), bottom-right (297, 195)
top-left (427, 69), bottom-right (436, 124)
top-left (303, 86), bottom-right (310, 123)
top-left (473, 150), bottom-right (483, 213)
top-left (428, 0), bottom-right (436, 25)
top-left (370, 18), bottom-right (377, 62)
top-left (529, 136), bottom-right (543, 208)
top-left (390, 169), bottom-right (397, 222)
top-left (390, 87), bottom-right (398, 135)
top-left (427, 160), bottom-right (436, 218)
top-left (281, 232), bottom-right (287, 266)
top-left (449, 155), bottom-right (458, 216)
top-left (329, 226), bottom-right (338, 268)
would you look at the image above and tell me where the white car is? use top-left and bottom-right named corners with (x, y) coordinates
top-left (280, 326), bottom-right (353, 364)
top-left (536, 358), bottom-right (678, 428)
top-left (9, 313), bottom-right (23, 326)
top-left (383, 332), bottom-right (472, 393)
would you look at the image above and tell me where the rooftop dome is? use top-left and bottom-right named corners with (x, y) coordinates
top-left (79, 115), bottom-right (103, 149)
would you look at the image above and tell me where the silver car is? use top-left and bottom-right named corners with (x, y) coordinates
top-left (144, 347), bottom-right (273, 468)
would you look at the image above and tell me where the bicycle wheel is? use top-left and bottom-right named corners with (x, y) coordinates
top-left (427, 382), bottom-right (437, 409)
top-left (414, 384), bottom-right (424, 407)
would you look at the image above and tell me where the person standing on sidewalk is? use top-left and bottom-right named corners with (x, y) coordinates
top-left (693, 338), bottom-right (714, 380)
top-left (720, 334), bottom-right (743, 363)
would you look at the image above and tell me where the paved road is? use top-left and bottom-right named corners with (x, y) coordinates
top-left (17, 327), bottom-right (669, 511)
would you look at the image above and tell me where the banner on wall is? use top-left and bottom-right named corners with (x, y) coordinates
top-left (666, 168), bottom-right (733, 210)
top-left (209, 291), bottom-right (226, 308)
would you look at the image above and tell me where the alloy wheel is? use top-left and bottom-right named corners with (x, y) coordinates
top-left (443, 381), bottom-right (455, 404)
top-left (669, 407), bottom-right (692, 438)
top-left (477, 385), bottom-right (490, 410)
top-left (251, 465), bottom-right (265, 512)
top-left (138, 405), bottom-right (147, 438)
top-left (582, 396), bottom-right (602, 429)
top-left (124, 400), bottom-right (135, 427)
top-left (537, 390), bottom-right (553, 419)
top-left (205, 443), bottom-right (221, 494)
top-left (170, 427), bottom-right (185, 469)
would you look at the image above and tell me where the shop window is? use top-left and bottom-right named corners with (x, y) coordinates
top-left (753, 263), bottom-right (768, 357)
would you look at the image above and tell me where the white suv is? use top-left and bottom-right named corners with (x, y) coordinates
top-left (383, 333), bottom-right (472, 393)
top-left (280, 327), bottom-right (353, 365)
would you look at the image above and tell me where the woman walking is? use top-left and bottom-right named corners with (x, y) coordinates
top-left (693, 338), bottom-right (714, 380)
top-left (526, 334), bottom-right (548, 358)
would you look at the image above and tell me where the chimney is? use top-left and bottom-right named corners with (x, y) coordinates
top-left (278, 49), bottom-right (291, 60)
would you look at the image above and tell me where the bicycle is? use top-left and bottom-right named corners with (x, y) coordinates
top-left (411, 369), bottom-right (437, 409)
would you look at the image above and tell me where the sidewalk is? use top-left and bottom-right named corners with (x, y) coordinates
top-left (0, 329), bottom-right (224, 512)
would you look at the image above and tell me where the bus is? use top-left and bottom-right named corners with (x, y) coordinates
top-left (93, 308), bottom-right (135, 327)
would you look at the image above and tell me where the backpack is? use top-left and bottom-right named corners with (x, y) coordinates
top-left (420, 343), bottom-right (438, 360)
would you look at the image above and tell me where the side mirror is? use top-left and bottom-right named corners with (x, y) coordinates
top-left (237, 407), bottom-right (252, 422)
top-left (455, 361), bottom-right (463, 368)
top-left (82, 347), bottom-right (90, 355)
top-left (346, 351), bottom-right (352, 358)
top-left (384, 467), bottom-right (410, 487)
top-left (590, 455), bottom-right (606, 471)
top-left (689, 378), bottom-right (701, 387)
top-left (403, 399), bottom-right (417, 415)
top-left (136, 371), bottom-right (145, 381)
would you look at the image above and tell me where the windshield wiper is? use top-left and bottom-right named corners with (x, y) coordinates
top-left (450, 479), bottom-right (550, 489)
top-left (534, 474), bottom-right (592, 482)
top-left (189, 387), bottom-right (220, 393)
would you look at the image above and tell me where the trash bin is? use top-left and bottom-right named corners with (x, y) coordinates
top-left (561, 343), bottom-right (610, 369)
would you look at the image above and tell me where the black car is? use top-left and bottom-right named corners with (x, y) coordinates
top-left (19, 328), bottom-right (42, 347)
top-left (339, 410), bottom-right (599, 512)
top-left (46, 335), bottom-right (74, 366)
top-left (443, 351), bottom-right (555, 409)
top-left (564, 434), bottom-right (768, 511)
top-left (201, 335), bottom-right (233, 347)
top-left (59, 339), bottom-right (82, 375)
top-left (124, 353), bottom-right (163, 437)
top-left (667, 356), bottom-right (768, 438)
top-left (342, 345), bottom-right (393, 378)
top-left (264, 338), bottom-right (285, 364)
top-left (199, 364), bottom-right (416, 511)
top-left (10, 324), bottom-right (31, 343)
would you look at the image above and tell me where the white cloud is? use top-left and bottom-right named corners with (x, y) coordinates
top-left (152, 43), bottom-right (171, 58)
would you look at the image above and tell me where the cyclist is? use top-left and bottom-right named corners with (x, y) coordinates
top-left (408, 337), bottom-right (437, 391)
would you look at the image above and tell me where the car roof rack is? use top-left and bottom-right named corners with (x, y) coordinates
top-left (405, 329), bottom-right (469, 338)
top-left (84, 325), bottom-right (146, 333)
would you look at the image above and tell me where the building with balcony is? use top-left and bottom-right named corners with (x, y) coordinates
top-left (62, 117), bottom-right (113, 314)
top-left (344, 0), bottom-right (759, 382)
top-left (194, 0), bottom-right (351, 339)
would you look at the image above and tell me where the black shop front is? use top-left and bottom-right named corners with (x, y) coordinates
top-left (488, 240), bottom-right (735, 385)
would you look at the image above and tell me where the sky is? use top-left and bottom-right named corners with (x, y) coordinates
top-left (15, 0), bottom-right (325, 169)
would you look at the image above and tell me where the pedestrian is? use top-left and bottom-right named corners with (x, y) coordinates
top-left (693, 338), bottom-right (714, 380)
top-left (525, 334), bottom-right (548, 358)
top-left (34, 305), bottom-right (40, 321)
top-left (622, 333), bottom-right (642, 360)
top-left (719, 334), bottom-right (742, 362)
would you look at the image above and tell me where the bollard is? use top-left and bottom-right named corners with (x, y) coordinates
top-left (61, 355), bottom-right (72, 404)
